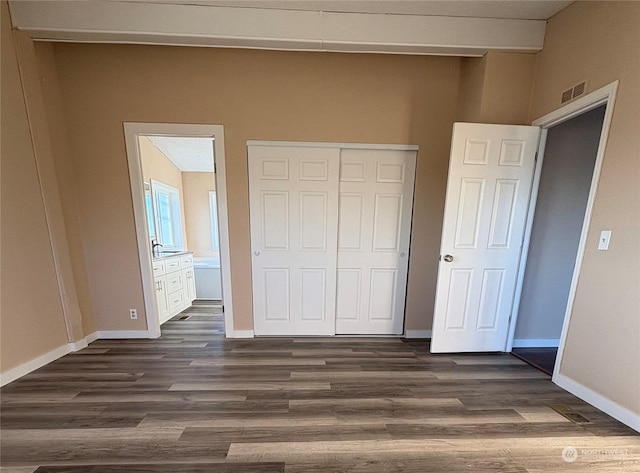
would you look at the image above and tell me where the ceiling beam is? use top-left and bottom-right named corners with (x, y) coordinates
top-left (8, 1), bottom-right (546, 57)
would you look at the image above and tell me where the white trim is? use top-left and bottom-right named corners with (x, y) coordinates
top-left (0, 340), bottom-right (87, 387)
top-left (209, 191), bottom-right (220, 252)
top-left (85, 331), bottom-right (99, 344)
top-left (124, 123), bottom-right (234, 338)
top-left (531, 82), bottom-right (616, 127)
top-left (124, 124), bottom-right (162, 339)
top-left (554, 373), bottom-right (640, 433)
top-left (405, 330), bottom-right (432, 339)
top-left (231, 330), bottom-right (255, 339)
top-left (247, 140), bottom-right (419, 151)
top-left (212, 127), bottom-right (235, 337)
top-left (94, 330), bottom-right (155, 339)
top-left (69, 339), bottom-right (88, 351)
top-left (512, 338), bottom-right (560, 348)
top-left (508, 82), bottom-right (618, 358)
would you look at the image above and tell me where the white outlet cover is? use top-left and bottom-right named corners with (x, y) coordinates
top-left (598, 230), bottom-right (612, 250)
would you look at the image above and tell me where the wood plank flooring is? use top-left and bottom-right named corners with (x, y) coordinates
top-left (1, 304), bottom-right (638, 472)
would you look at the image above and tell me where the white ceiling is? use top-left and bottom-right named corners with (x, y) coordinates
top-left (138, 0), bottom-right (572, 20)
top-left (148, 136), bottom-right (215, 172)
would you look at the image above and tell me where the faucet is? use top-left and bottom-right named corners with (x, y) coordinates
top-left (151, 239), bottom-right (163, 257)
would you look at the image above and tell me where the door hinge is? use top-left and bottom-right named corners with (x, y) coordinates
top-left (534, 151), bottom-right (538, 162)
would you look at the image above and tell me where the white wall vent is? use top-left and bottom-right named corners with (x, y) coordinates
top-left (561, 81), bottom-right (588, 104)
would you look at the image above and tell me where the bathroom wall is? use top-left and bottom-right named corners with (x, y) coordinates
top-left (182, 172), bottom-right (217, 258)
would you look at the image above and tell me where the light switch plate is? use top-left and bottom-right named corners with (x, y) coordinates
top-left (598, 230), bottom-right (612, 250)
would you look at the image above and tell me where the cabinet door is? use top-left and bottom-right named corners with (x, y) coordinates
top-left (187, 269), bottom-right (197, 301)
top-left (155, 276), bottom-right (171, 324)
top-left (182, 268), bottom-right (196, 305)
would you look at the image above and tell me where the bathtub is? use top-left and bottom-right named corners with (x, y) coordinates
top-left (193, 257), bottom-right (222, 300)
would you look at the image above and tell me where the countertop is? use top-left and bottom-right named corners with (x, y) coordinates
top-left (152, 250), bottom-right (193, 261)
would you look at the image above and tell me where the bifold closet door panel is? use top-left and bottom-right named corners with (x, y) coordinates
top-left (336, 149), bottom-right (417, 335)
top-left (248, 145), bottom-right (340, 336)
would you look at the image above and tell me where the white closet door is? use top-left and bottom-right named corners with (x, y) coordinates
top-left (336, 149), bottom-right (417, 335)
top-left (249, 145), bottom-right (340, 336)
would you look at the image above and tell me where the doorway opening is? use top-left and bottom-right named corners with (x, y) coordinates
top-left (507, 82), bottom-right (619, 383)
top-left (124, 123), bottom-right (234, 338)
top-left (511, 105), bottom-right (607, 375)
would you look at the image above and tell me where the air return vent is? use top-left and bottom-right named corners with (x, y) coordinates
top-left (549, 404), bottom-right (591, 424)
top-left (561, 81), bottom-right (588, 104)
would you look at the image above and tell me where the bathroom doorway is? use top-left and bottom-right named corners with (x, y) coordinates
top-left (124, 123), bottom-right (235, 338)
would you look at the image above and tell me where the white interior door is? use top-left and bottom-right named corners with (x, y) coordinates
top-left (431, 123), bottom-right (540, 352)
top-left (249, 145), bottom-right (340, 336)
top-left (336, 149), bottom-right (417, 335)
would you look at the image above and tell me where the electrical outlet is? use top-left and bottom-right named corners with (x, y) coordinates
top-left (129, 308), bottom-right (138, 320)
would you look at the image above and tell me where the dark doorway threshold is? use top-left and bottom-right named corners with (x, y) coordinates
top-left (511, 347), bottom-right (558, 376)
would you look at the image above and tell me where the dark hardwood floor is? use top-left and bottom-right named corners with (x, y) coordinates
top-left (511, 348), bottom-right (558, 376)
top-left (1, 304), bottom-right (638, 472)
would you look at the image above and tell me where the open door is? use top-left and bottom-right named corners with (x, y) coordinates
top-left (431, 123), bottom-right (540, 353)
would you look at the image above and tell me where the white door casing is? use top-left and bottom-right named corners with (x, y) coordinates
top-left (336, 149), bottom-right (417, 335)
top-left (249, 145), bottom-right (340, 336)
top-left (431, 123), bottom-right (540, 353)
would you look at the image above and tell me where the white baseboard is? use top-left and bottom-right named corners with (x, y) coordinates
top-left (405, 330), bottom-right (432, 339)
top-left (85, 331), bottom-right (99, 344)
top-left (69, 339), bottom-right (88, 351)
top-left (0, 338), bottom-right (88, 387)
top-left (231, 330), bottom-right (254, 339)
top-left (94, 330), bottom-right (154, 339)
top-left (554, 372), bottom-right (640, 433)
top-left (512, 338), bottom-right (560, 348)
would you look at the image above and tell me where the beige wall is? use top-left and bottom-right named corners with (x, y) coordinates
top-left (34, 41), bottom-right (97, 336)
top-left (529, 1), bottom-right (640, 415)
top-left (182, 172), bottom-right (217, 257)
top-left (1, 2), bottom-right (69, 372)
top-left (43, 44), bottom-right (462, 332)
top-left (457, 51), bottom-right (536, 125)
top-left (456, 55), bottom-right (486, 123)
top-left (140, 136), bottom-right (183, 192)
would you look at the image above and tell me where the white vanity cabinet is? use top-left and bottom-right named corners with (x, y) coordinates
top-left (152, 252), bottom-right (195, 324)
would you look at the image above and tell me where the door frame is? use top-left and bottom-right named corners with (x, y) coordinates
top-left (124, 122), bottom-right (235, 338)
top-left (506, 82), bottom-right (619, 372)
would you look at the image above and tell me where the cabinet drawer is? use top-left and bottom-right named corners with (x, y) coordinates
top-left (168, 291), bottom-right (185, 312)
top-left (165, 258), bottom-right (182, 273)
top-left (152, 260), bottom-right (166, 276)
top-left (166, 272), bottom-right (184, 294)
top-left (181, 254), bottom-right (194, 268)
